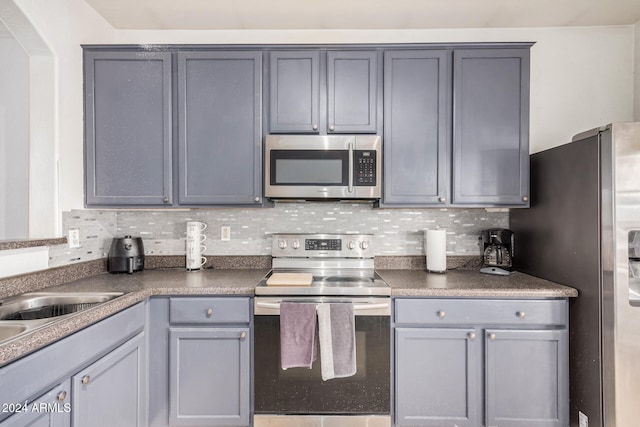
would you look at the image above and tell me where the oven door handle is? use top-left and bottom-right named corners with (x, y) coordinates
top-left (255, 301), bottom-right (390, 313)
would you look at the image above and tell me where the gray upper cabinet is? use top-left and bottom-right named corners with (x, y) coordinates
top-left (84, 50), bottom-right (173, 206)
top-left (269, 51), bottom-right (320, 133)
top-left (452, 48), bottom-right (530, 206)
top-left (383, 50), bottom-right (450, 205)
top-left (327, 51), bottom-right (378, 133)
top-left (177, 51), bottom-right (263, 205)
top-left (269, 50), bottom-right (378, 134)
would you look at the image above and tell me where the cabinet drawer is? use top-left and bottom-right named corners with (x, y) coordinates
top-left (395, 298), bottom-right (567, 326)
top-left (170, 297), bottom-right (250, 324)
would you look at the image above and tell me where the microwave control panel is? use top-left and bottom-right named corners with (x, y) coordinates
top-left (355, 151), bottom-right (377, 186)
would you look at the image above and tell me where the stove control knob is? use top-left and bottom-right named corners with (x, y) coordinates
top-left (278, 240), bottom-right (287, 250)
top-left (347, 240), bottom-right (357, 250)
top-left (292, 240), bottom-right (300, 250)
top-left (360, 241), bottom-right (369, 250)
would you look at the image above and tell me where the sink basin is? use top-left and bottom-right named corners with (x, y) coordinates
top-left (0, 292), bottom-right (124, 321)
top-left (0, 324), bottom-right (28, 342)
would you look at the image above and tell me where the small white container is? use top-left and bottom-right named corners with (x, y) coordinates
top-left (186, 221), bottom-right (207, 270)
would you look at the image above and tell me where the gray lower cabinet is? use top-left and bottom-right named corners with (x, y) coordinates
top-left (383, 50), bottom-right (450, 205)
top-left (149, 297), bottom-right (252, 427)
top-left (395, 328), bottom-right (479, 426)
top-left (269, 50), bottom-right (378, 134)
top-left (0, 303), bottom-right (146, 427)
top-left (72, 332), bottom-right (147, 427)
top-left (452, 49), bottom-right (530, 206)
top-left (0, 381), bottom-right (71, 427)
top-left (168, 327), bottom-right (250, 426)
top-left (84, 50), bottom-right (173, 206)
top-left (393, 298), bottom-right (568, 427)
top-left (177, 51), bottom-right (263, 205)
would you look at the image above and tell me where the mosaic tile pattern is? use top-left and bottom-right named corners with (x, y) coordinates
top-left (51, 204), bottom-right (508, 267)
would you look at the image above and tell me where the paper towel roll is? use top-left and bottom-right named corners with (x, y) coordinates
top-left (425, 229), bottom-right (447, 273)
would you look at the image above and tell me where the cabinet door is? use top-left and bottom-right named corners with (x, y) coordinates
top-left (485, 329), bottom-right (568, 427)
top-left (84, 50), bottom-right (173, 206)
top-left (178, 51), bottom-right (263, 205)
top-left (327, 51), bottom-right (378, 133)
top-left (169, 327), bottom-right (250, 426)
top-left (72, 332), bottom-right (146, 427)
top-left (395, 328), bottom-right (480, 427)
top-left (0, 381), bottom-right (71, 427)
top-left (269, 51), bottom-right (320, 133)
top-left (452, 49), bottom-right (530, 206)
top-left (383, 50), bottom-right (450, 205)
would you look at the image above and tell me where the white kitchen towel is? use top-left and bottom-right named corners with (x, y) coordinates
top-left (317, 303), bottom-right (356, 381)
top-left (280, 302), bottom-right (318, 370)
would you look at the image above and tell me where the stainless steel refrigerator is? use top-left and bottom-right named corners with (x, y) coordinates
top-left (510, 122), bottom-right (640, 427)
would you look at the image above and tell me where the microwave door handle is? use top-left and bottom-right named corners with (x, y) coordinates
top-left (348, 142), bottom-right (354, 193)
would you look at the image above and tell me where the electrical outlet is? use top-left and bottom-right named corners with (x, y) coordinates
top-left (68, 229), bottom-right (80, 248)
top-left (221, 226), bottom-right (231, 241)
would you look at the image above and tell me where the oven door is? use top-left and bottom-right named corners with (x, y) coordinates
top-left (264, 135), bottom-right (381, 199)
top-left (253, 297), bottom-right (390, 415)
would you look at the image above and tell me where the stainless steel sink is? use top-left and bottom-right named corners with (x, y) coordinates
top-left (0, 324), bottom-right (28, 343)
top-left (0, 292), bottom-right (124, 344)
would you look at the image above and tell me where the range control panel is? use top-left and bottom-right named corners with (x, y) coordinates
top-left (272, 233), bottom-right (374, 258)
top-left (354, 150), bottom-right (377, 186)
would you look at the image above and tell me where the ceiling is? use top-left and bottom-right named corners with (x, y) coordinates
top-left (84, 0), bottom-right (640, 31)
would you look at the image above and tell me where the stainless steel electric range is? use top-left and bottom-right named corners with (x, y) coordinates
top-left (254, 233), bottom-right (391, 427)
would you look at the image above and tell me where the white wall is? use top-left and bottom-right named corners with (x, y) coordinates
top-left (635, 21), bottom-right (640, 121)
top-left (5, 3), bottom-right (638, 212)
top-left (0, 34), bottom-right (29, 239)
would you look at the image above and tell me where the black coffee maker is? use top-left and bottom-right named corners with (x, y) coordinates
top-left (480, 229), bottom-right (515, 275)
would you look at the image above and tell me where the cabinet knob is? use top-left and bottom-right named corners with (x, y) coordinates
top-left (240, 332), bottom-right (247, 339)
top-left (312, 124), bottom-right (318, 130)
top-left (516, 311), bottom-right (526, 318)
top-left (81, 375), bottom-right (91, 385)
top-left (329, 124), bottom-right (335, 131)
top-left (57, 390), bottom-right (67, 402)
top-left (489, 333), bottom-right (496, 341)
top-left (436, 310), bottom-right (445, 318)
top-left (438, 197), bottom-right (445, 203)
top-left (522, 196), bottom-right (529, 202)
top-left (468, 332), bottom-right (476, 340)
top-left (163, 197), bottom-right (169, 204)
top-left (205, 308), bottom-right (213, 318)
top-left (254, 197), bottom-right (261, 203)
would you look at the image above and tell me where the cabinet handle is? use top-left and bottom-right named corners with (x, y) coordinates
top-left (516, 311), bottom-right (526, 318)
top-left (205, 308), bottom-right (213, 318)
top-left (163, 197), bottom-right (169, 204)
top-left (329, 124), bottom-right (335, 131)
top-left (436, 310), bottom-right (445, 318)
top-left (468, 332), bottom-right (476, 340)
top-left (81, 375), bottom-right (91, 385)
top-left (522, 196), bottom-right (529, 202)
top-left (57, 391), bottom-right (67, 402)
top-left (438, 197), bottom-right (445, 203)
top-left (254, 197), bottom-right (261, 203)
top-left (240, 332), bottom-right (247, 339)
top-left (312, 124), bottom-right (318, 130)
top-left (489, 333), bottom-right (496, 341)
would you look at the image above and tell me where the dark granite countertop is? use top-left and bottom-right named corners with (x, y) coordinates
top-left (378, 269), bottom-right (578, 298)
top-left (0, 265), bottom-right (576, 366)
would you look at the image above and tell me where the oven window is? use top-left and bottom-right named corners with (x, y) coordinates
top-left (270, 150), bottom-right (349, 186)
top-left (254, 315), bottom-right (390, 415)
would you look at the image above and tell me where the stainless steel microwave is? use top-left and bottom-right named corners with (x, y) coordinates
top-left (265, 135), bottom-right (382, 200)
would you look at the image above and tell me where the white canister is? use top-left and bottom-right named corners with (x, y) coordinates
top-left (186, 221), bottom-right (207, 270)
top-left (425, 229), bottom-right (447, 273)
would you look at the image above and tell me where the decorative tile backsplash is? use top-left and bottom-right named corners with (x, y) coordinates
top-left (50, 203), bottom-right (508, 267)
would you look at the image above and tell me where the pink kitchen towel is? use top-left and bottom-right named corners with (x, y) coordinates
top-left (280, 302), bottom-right (318, 370)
